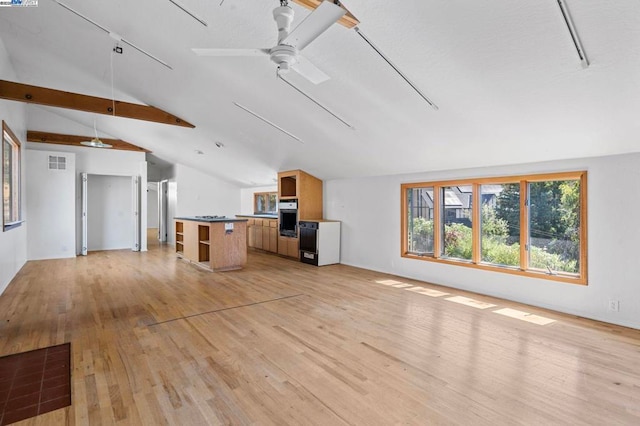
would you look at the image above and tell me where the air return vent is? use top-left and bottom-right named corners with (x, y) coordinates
top-left (48, 155), bottom-right (67, 170)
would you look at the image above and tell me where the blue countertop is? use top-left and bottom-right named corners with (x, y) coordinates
top-left (175, 216), bottom-right (248, 223)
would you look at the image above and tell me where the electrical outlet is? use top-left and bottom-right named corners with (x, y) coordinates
top-left (608, 300), bottom-right (620, 312)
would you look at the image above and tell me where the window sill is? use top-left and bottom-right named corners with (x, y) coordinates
top-left (402, 252), bottom-right (586, 285)
top-left (3, 220), bottom-right (24, 232)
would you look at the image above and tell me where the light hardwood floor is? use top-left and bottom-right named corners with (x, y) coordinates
top-left (1, 245), bottom-right (639, 425)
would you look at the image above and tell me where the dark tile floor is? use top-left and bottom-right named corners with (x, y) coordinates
top-left (0, 343), bottom-right (71, 425)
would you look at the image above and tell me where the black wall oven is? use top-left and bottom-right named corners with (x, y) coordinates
top-left (278, 200), bottom-right (298, 237)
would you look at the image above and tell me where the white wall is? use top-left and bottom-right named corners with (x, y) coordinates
top-left (25, 150), bottom-right (76, 260)
top-left (175, 163), bottom-right (241, 218)
top-left (167, 180), bottom-right (177, 245)
top-left (147, 182), bottom-right (159, 228)
top-left (325, 153), bottom-right (640, 329)
top-left (240, 185), bottom-right (278, 214)
top-left (26, 142), bottom-right (148, 252)
top-left (0, 39), bottom-right (28, 294)
top-left (87, 175), bottom-right (132, 251)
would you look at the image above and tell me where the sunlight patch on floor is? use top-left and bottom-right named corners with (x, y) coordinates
top-left (405, 287), bottom-right (449, 297)
top-left (445, 296), bottom-right (496, 309)
top-left (390, 283), bottom-right (414, 288)
top-left (375, 279), bottom-right (405, 286)
top-left (493, 308), bottom-right (556, 325)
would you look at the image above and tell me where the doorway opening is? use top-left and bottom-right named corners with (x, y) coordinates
top-left (80, 173), bottom-right (141, 255)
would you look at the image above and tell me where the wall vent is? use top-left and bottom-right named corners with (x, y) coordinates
top-left (48, 155), bottom-right (67, 171)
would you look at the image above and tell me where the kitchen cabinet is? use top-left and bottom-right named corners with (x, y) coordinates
top-left (277, 169), bottom-right (324, 259)
top-left (277, 170), bottom-right (323, 220)
top-left (278, 235), bottom-right (299, 258)
top-left (242, 217), bottom-right (278, 253)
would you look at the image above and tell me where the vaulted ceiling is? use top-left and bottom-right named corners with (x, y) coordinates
top-left (1, 0), bottom-right (639, 187)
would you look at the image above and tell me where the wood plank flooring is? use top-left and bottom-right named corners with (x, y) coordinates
top-left (0, 244), bottom-right (639, 425)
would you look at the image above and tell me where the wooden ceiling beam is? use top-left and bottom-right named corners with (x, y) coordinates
top-left (292, 0), bottom-right (360, 28)
top-left (0, 80), bottom-right (194, 128)
top-left (27, 131), bottom-right (151, 153)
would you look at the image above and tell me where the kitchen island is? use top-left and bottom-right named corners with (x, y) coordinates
top-left (174, 217), bottom-right (248, 271)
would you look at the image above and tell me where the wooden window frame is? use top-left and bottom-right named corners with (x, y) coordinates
top-left (401, 171), bottom-right (587, 285)
top-left (2, 120), bottom-right (22, 232)
top-left (253, 191), bottom-right (277, 214)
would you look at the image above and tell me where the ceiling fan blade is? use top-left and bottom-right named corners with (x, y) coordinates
top-left (282, 1), bottom-right (346, 51)
top-left (291, 55), bottom-right (330, 84)
top-left (192, 48), bottom-right (270, 57)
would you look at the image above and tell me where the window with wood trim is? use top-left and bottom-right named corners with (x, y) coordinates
top-left (401, 171), bottom-right (587, 284)
top-left (2, 121), bottom-right (22, 231)
top-left (254, 192), bottom-right (277, 214)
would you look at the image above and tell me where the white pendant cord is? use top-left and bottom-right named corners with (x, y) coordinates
top-left (110, 47), bottom-right (116, 116)
top-left (93, 118), bottom-right (99, 141)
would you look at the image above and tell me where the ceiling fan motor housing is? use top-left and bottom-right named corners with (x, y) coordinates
top-left (270, 44), bottom-right (298, 72)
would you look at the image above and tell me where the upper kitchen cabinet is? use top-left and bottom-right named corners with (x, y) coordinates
top-left (278, 170), bottom-right (323, 220)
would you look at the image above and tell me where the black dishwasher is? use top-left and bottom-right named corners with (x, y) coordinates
top-left (299, 221), bottom-right (318, 265)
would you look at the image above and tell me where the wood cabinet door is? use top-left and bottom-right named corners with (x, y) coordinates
top-left (262, 226), bottom-right (271, 251)
top-left (254, 225), bottom-right (264, 249)
top-left (287, 237), bottom-right (299, 259)
top-left (269, 228), bottom-right (278, 253)
top-left (278, 236), bottom-right (288, 256)
top-left (247, 225), bottom-right (256, 248)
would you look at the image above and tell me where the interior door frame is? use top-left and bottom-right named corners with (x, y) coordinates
top-left (159, 179), bottom-right (168, 243)
top-left (80, 173), bottom-right (141, 254)
top-left (132, 175), bottom-right (141, 251)
top-left (81, 172), bottom-right (88, 256)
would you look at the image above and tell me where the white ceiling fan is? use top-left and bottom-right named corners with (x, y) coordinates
top-left (192, 0), bottom-right (346, 84)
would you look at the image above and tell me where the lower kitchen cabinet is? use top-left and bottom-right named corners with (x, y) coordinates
top-left (278, 236), bottom-right (299, 258)
top-left (246, 218), bottom-right (278, 253)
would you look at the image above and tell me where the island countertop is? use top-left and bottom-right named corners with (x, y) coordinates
top-left (174, 216), bottom-right (248, 223)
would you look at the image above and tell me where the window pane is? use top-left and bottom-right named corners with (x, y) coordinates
top-left (441, 186), bottom-right (472, 260)
top-left (267, 193), bottom-right (277, 212)
top-left (255, 194), bottom-right (266, 213)
top-left (528, 180), bottom-right (580, 274)
top-left (3, 139), bottom-right (11, 223)
top-left (481, 183), bottom-right (520, 267)
top-left (406, 187), bottom-right (434, 254)
top-left (3, 124), bottom-right (21, 229)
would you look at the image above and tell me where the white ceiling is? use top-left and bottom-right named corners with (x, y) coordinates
top-left (1, 0), bottom-right (639, 187)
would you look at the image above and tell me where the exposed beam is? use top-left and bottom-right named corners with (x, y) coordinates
top-left (27, 131), bottom-right (151, 153)
top-left (292, 0), bottom-right (359, 28)
top-left (0, 80), bottom-right (194, 128)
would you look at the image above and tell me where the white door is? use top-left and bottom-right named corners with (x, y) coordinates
top-left (159, 179), bottom-right (168, 242)
top-left (132, 175), bottom-right (141, 251)
top-left (81, 172), bottom-right (88, 256)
